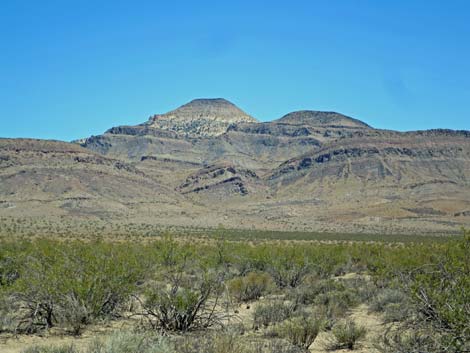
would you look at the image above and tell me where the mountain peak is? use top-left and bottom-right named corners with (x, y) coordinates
top-left (182, 98), bottom-right (234, 106)
top-left (163, 98), bottom-right (256, 122)
top-left (277, 110), bottom-right (371, 129)
top-left (147, 98), bottom-right (257, 136)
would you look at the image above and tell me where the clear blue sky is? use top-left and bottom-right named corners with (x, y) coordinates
top-left (1, 0), bottom-right (469, 141)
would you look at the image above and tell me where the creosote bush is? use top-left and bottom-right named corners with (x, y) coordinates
top-left (140, 269), bottom-right (228, 332)
top-left (7, 239), bottom-right (149, 333)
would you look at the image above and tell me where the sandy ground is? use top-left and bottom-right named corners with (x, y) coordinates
top-left (310, 304), bottom-right (382, 353)
top-left (232, 299), bottom-right (382, 353)
top-left (1, 301), bottom-right (383, 353)
top-left (0, 320), bottom-right (133, 353)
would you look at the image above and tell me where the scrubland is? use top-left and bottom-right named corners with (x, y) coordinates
top-left (0, 229), bottom-right (468, 353)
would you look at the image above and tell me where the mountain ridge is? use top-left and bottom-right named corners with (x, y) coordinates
top-left (2, 98), bottom-right (470, 235)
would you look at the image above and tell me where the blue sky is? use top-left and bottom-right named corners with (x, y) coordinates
top-left (1, 0), bottom-right (469, 141)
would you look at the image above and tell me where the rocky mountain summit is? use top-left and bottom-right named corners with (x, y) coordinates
top-left (145, 98), bottom-right (256, 136)
top-left (2, 98), bottom-right (469, 235)
top-left (275, 110), bottom-right (372, 128)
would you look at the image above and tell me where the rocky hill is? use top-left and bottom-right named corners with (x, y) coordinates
top-left (146, 98), bottom-right (256, 137)
top-left (2, 98), bottom-right (469, 235)
top-left (275, 110), bottom-right (372, 128)
top-left (0, 138), bottom-right (195, 221)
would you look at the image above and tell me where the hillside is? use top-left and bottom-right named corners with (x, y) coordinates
top-left (2, 99), bottom-right (469, 234)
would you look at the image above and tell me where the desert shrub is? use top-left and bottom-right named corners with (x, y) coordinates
top-left (287, 280), bottom-right (319, 306)
top-left (289, 278), bottom-right (346, 306)
top-left (368, 287), bottom-right (410, 323)
top-left (314, 288), bottom-right (359, 314)
top-left (10, 240), bottom-right (148, 333)
top-left (0, 294), bottom-right (21, 333)
top-left (378, 328), bottom-right (448, 353)
top-left (225, 243), bottom-right (266, 275)
top-left (176, 332), bottom-right (305, 353)
top-left (56, 293), bottom-right (93, 335)
top-left (313, 302), bottom-right (343, 331)
top-left (0, 242), bottom-right (24, 332)
top-left (320, 289), bottom-right (358, 308)
top-left (369, 288), bottom-right (406, 313)
top-left (155, 234), bottom-right (195, 269)
top-left (310, 247), bottom-right (350, 279)
top-left (228, 272), bottom-right (273, 302)
top-left (258, 340), bottom-right (305, 353)
top-left (253, 301), bottom-right (297, 329)
top-left (408, 238), bottom-right (470, 351)
top-left (378, 233), bottom-right (470, 352)
top-left (266, 247), bottom-right (310, 288)
top-left (382, 303), bottom-right (411, 323)
top-left (2, 228), bottom-right (468, 352)
top-left (276, 316), bottom-right (324, 351)
top-left (0, 308), bottom-right (16, 333)
top-left (288, 279), bottom-right (358, 330)
top-left (328, 319), bottom-right (367, 350)
top-left (140, 270), bottom-right (227, 332)
top-left (212, 239), bottom-right (235, 269)
top-left (0, 244), bottom-right (21, 287)
top-left (88, 330), bottom-right (170, 353)
top-left (342, 277), bottom-right (377, 303)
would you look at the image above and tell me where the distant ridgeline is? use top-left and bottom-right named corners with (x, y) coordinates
top-left (0, 98), bottom-right (469, 235)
